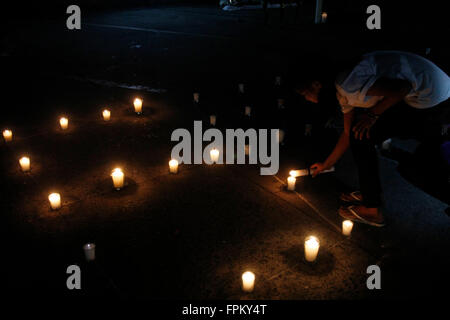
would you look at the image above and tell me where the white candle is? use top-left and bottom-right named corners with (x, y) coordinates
top-left (242, 271), bottom-right (255, 292)
top-left (83, 243), bottom-right (96, 261)
top-left (304, 236), bottom-right (320, 262)
top-left (287, 176), bottom-right (296, 191)
top-left (238, 83), bottom-right (245, 93)
top-left (321, 12), bottom-right (327, 23)
top-left (103, 109), bottom-right (111, 121)
top-left (19, 156), bottom-right (30, 172)
top-left (210, 148), bottom-right (219, 163)
top-left (342, 220), bottom-right (354, 236)
top-left (60, 117), bottom-right (68, 130)
top-left (3, 129), bottom-right (12, 142)
top-left (193, 92), bottom-right (200, 103)
top-left (245, 106), bottom-right (251, 116)
top-left (134, 98), bottom-right (143, 114)
top-left (210, 115), bottom-right (216, 126)
top-left (111, 168), bottom-right (124, 190)
top-left (169, 159), bottom-right (178, 174)
top-left (48, 193), bottom-right (61, 210)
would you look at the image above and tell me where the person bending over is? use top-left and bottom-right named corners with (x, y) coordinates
top-left (295, 50), bottom-right (450, 227)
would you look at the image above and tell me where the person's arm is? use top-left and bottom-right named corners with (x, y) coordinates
top-left (310, 110), bottom-right (354, 177)
top-left (353, 78), bottom-right (412, 140)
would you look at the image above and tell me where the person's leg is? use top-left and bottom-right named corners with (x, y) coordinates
top-left (342, 104), bottom-right (417, 223)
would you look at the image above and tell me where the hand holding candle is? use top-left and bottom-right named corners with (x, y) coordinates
top-left (48, 193), bottom-right (61, 210)
top-left (3, 129), bottom-right (12, 142)
top-left (134, 98), bottom-right (143, 114)
top-left (342, 220), bottom-right (353, 236)
top-left (111, 168), bottom-right (124, 190)
top-left (59, 117), bottom-right (68, 130)
top-left (169, 159), bottom-right (178, 174)
top-left (242, 271), bottom-right (255, 293)
top-left (103, 109), bottom-right (111, 121)
top-left (19, 156), bottom-right (30, 172)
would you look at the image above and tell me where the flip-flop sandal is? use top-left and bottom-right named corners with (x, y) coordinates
top-left (340, 191), bottom-right (363, 203)
top-left (339, 205), bottom-right (386, 227)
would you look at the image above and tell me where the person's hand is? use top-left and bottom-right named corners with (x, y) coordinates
top-left (352, 113), bottom-right (378, 140)
top-left (310, 162), bottom-right (326, 178)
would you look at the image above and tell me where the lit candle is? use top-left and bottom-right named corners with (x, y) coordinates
top-left (245, 106), bottom-right (251, 116)
top-left (210, 115), bottom-right (216, 126)
top-left (60, 117), bottom-right (68, 130)
top-left (134, 98), bottom-right (143, 114)
top-left (210, 148), bottom-right (219, 163)
top-left (245, 144), bottom-right (250, 156)
top-left (321, 12), bottom-right (327, 23)
top-left (103, 109), bottom-right (111, 121)
top-left (83, 243), bottom-right (96, 262)
top-left (169, 159), bottom-right (178, 174)
top-left (304, 236), bottom-right (320, 262)
top-left (342, 220), bottom-right (354, 236)
top-left (193, 92), bottom-right (200, 103)
top-left (19, 156), bottom-right (30, 172)
top-left (48, 193), bottom-right (61, 210)
top-left (242, 271), bottom-right (255, 293)
top-left (287, 176), bottom-right (296, 191)
top-left (3, 129), bottom-right (12, 142)
top-left (111, 168), bottom-right (124, 190)
top-left (277, 129), bottom-right (285, 144)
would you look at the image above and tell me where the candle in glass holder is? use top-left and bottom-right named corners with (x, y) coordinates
top-left (245, 106), bottom-right (251, 116)
top-left (169, 159), bottom-right (178, 174)
top-left (342, 220), bottom-right (354, 236)
top-left (242, 271), bottom-right (255, 293)
top-left (287, 175), bottom-right (296, 191)
top-left (111, 168), bottom-right (124, 190)
top-left (103, 109), bottom-right (111, 121)
top-left (321, 12), bottom-right (327, 23)
top-left (60, 117), bottom-right (68, 130)
top-left (210, 115), bottom-right (216, 126)
top-left (48, 193), bottom-right (61, 210)
top-left (304, 236), bottom-right (320, 262)
top-left (19, 156), bottom-right (30, 172)
top-left (83, 243), bottom-right (96, 261)
top-left (210, 148), bottom-right (219, 163)
top-left (3, 129), bottom-right (12, 142)
top-left (134, 98), bottom-right (143, 114)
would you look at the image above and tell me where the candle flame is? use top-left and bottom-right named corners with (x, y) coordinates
top-left (48, 193), bottom-right (60, 202)
top-left (242, 271), bottom-right (255, 282)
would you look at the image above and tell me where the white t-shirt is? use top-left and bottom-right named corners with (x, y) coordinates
top-left (335, 51), bottom-right (450, 114)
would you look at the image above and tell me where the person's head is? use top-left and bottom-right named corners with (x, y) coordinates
top-left (294, 79), bottom-right (323, 103)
